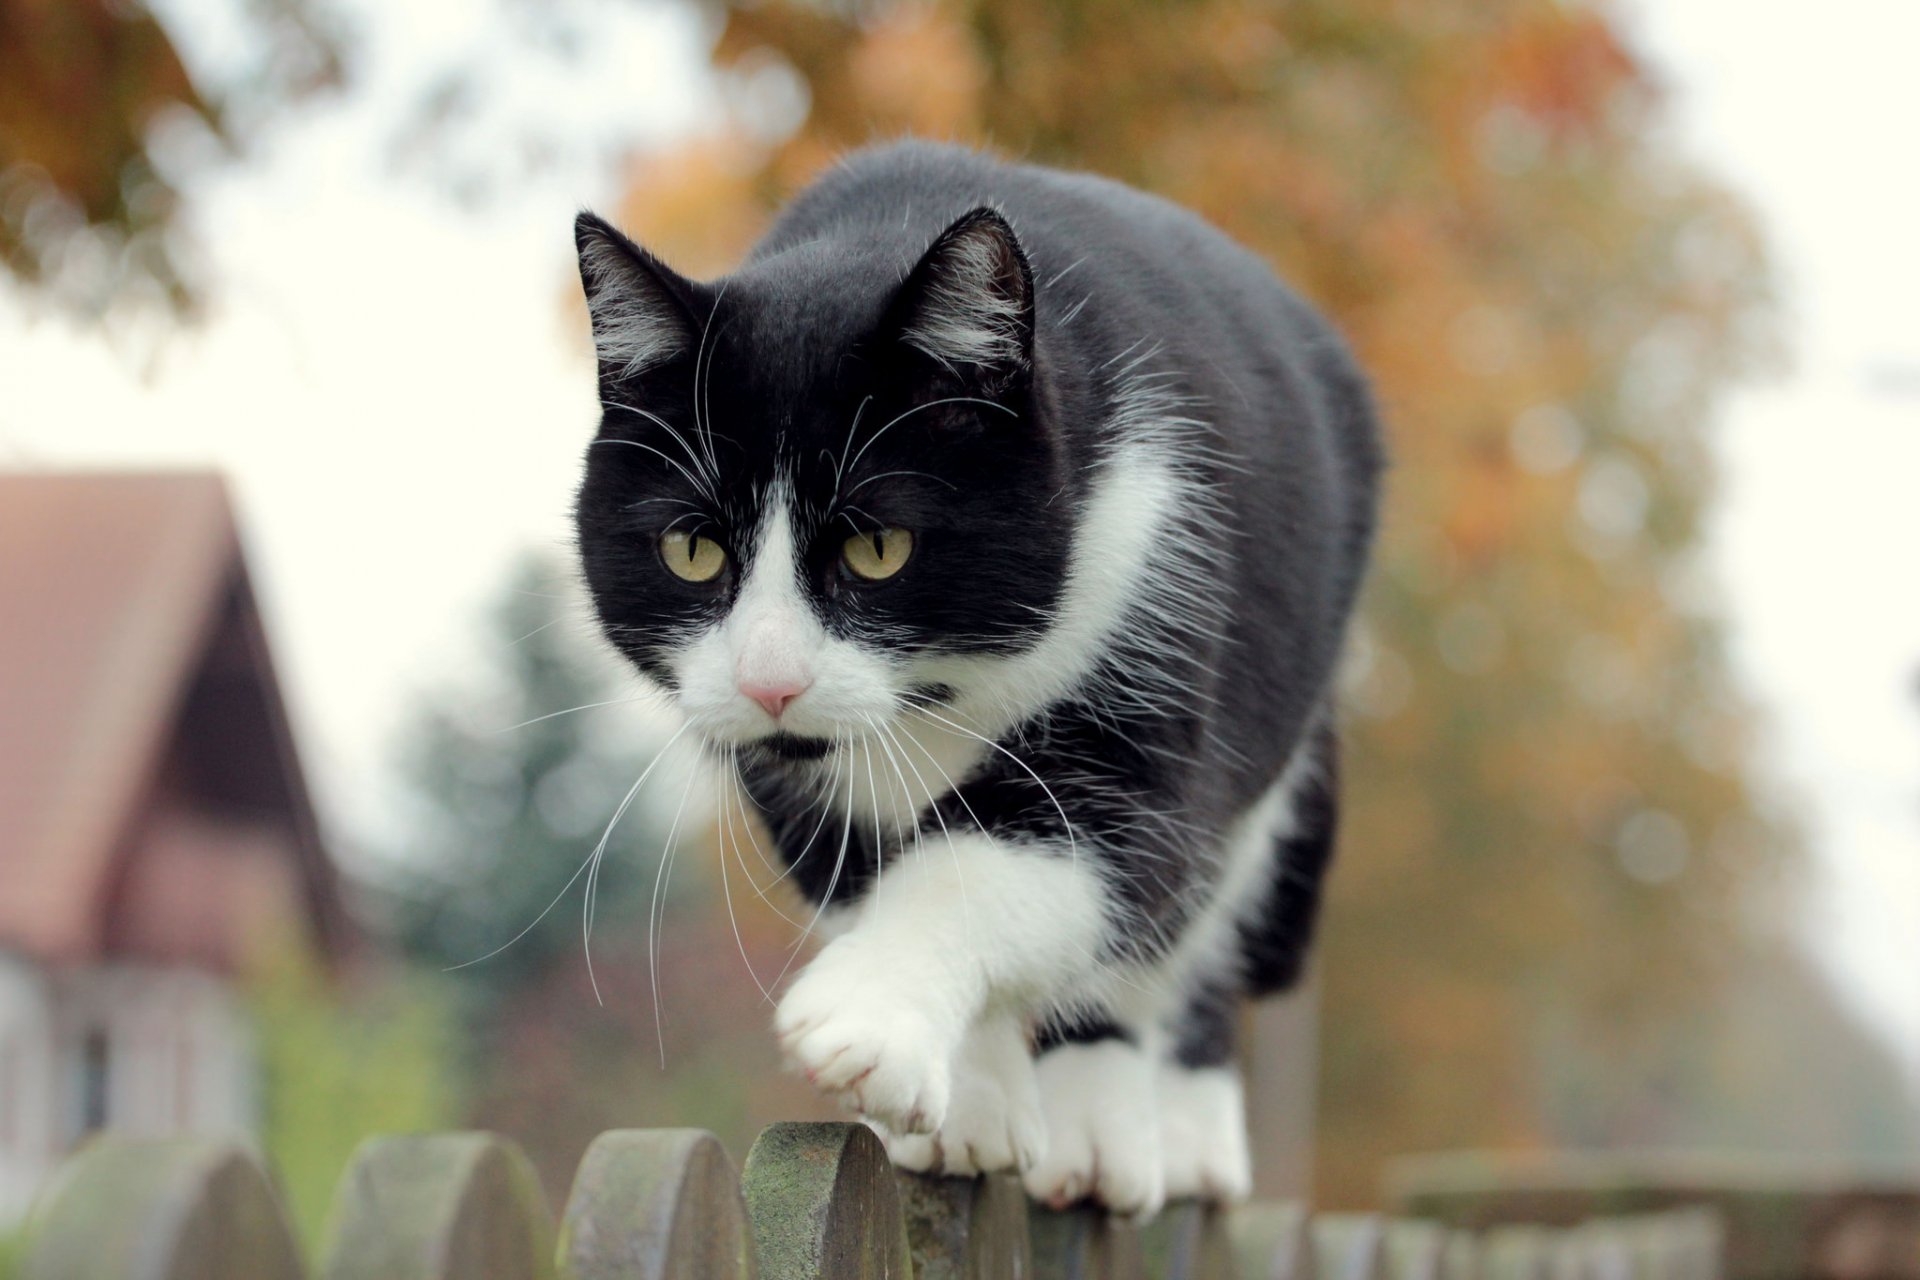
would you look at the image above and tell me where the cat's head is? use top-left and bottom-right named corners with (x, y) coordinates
top-left (572, 209), bottom-right (1072, 761)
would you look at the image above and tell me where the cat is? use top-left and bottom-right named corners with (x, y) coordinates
top-left (571, 141), bottom-right (1382, 1215)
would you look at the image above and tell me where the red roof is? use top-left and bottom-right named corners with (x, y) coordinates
top-left (0, 471), bottom-right (345, 970)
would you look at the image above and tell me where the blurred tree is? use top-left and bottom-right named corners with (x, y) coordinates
top-left (0, 0), bottom-right (343, 318)
top-left (587, 0), bottom-right (1916, 1203)
top-left (372, 553), bottom-right (687, 1014)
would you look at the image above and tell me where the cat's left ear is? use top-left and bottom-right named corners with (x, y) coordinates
top-left (890, 208), bottom-right (1034, 392)
top-left (575, 211), bottom-right (700, 381)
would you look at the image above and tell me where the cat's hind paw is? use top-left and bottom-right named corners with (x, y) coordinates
top-left (878, 1015), bottom-right (1046, 1176)
top-left (1022, 1039), bottom-right (1165, 1218)
top-left (1157, 1063), bottom-right (1252, 1202)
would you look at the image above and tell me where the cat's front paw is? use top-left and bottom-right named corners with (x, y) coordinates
top-left (775, 949), bottom-right (953, 1134)
top-left (880, 1014), bottom-right (1046, 1175)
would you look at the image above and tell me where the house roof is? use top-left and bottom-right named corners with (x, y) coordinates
top-left (0, 471), bottom-right (344, 968)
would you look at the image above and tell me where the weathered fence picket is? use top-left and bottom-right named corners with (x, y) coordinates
top-left (1229, 1202), bottom-right (1311, 1280)
top-left (896, 1167), bottom-right (1030, 1280)
top-left (20, 1138), bottom-right (304, 1280)
top-left (1312, 1212), bottom-right (1386, 1280)
top-left (740, 1121), bottom-right (913, 1279)
top-left (14, 1123), bottom-right (1734, 1280)
top-left (1380, 1219), bottom-right (1447, 1280)
top-left (1139, 1201), bottom-right (1237, 1280)
top-left (558, 1129), bottom-right (755, 1280)
top-left (319, 1132), bottom-right (555, 1280)
top-left (1028, 1204), bottom-right (1143, 1280)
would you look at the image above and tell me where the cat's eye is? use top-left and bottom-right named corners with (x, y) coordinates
top-left (841, 528), bottom-right (914, 581)
top-left (660, 530), bottom-right (727, 582)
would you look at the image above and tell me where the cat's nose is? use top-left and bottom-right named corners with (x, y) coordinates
top-left (740, 677), bottom-right (811, 719)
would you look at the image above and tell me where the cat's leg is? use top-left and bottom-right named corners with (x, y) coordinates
top-left (1157, 981), bottom-right (1252, 1201)
top-left (1022, 1015), bottom-right (1167, 1217)
top-left (875, 1011), bottom-right (1046, 1175)
top-left (1154, 721), bottom-right (1340, 1201)
top-left (773, 833), bottom-right (1106, 1136)
top-left (1237, 722), bottom-right (1339, 998)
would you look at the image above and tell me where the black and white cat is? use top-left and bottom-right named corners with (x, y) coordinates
top-left (572, 142), bottom-right (1381, 1214)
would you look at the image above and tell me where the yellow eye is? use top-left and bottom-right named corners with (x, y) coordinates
top-left (660, 530), bottom-right (727, 582)
top-left (842, 528), bottom-right (914, 581)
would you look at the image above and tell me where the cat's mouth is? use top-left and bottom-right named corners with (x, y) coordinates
top-left (748, 732), bottom-right (837, 762)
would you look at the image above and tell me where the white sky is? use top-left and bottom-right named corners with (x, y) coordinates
top-left (1, 0), bottom-right (1914, 1079)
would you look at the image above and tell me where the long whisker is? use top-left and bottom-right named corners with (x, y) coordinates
top-left (727, 766), bottom-right (802, 924)
top-left (833, 394), bottom-right (875, 490)
top-left (894, 715), bottom-right (1146, 1000)
top-left (591, 437), bottom-right (716, 501)
top-left (602, 401), bottom-right (715, 487)
top-left (694, 284), bottom-right (735, 475)
top-left (772, 739), bottom-right (859, 988)
top-left (445, 722), bottom-right (690, 976)
top-left (647, 753), bottom-right (702, 1064)
top-left (860, 733), bottom-right (885, 899)
top-left (848, 468), bottom-right (959, 495)
top-left (494, 694), bottom-right (650, 733)
top-left (911, 705), bottom-right (1079, 863)
top-left (717, 746), bottom-right (774, 1001)
top-left (871, 716), bottom-right (969, 943)
top-left (843, 396), bottom-right (1018, 481)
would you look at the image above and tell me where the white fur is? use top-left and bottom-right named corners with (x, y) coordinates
top-left (772, 833), bottom-right (1108, 1134)
top-left (921, 440), bottom-right (1182, 741)
top-left (1157, 1063), bottom-right (1252, 1201)
top-left (1024, 1039), bottom-right (1166, 1218)
top-left (673, 487), bottom-right (899, 744)
top-left (1109, 749), bottom-right (1313, 1034)
top-left (580, 237), bottom-right (683, 376)
top-left (875, 1013), bottom-right (1045, 1175)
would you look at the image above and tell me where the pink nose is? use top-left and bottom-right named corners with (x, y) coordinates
top-left (739, 678), bottom-right (810, 719)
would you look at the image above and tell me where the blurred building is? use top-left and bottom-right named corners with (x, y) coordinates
top-left (0, 472), bottom-right (345, 1224)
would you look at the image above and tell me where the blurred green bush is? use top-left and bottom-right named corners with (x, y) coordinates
top-left (249, 944), bottom-right (463, 1256)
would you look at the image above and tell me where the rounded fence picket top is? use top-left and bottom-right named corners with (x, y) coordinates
top-left (21, 1137), bottom-right (303, 1280)
top-left (1139, 1201), bottom-right (1237, 1280)
top-left (1029, 1204), bottom-right (1145, 1280)
top-left (1231, 1202), bottom-right (1312, 1280)
top-left (1477, 1225), bottom-right (1554, 1280)
top-left (1312, 1212), bottom-right (1387, 1280)
top-left (741, 1122), bottom-right (913, 1280)
top-left (558, 1128), bottom-right (756, 1280)
top-left (320, 1132), bottom-right (555, 1280)
top-left (1381, 1219), bottom-right (1447, 1280)
top-left (1438, 1230), bottom-right (1481, 1280)
top-left (896, 1171), bottom-right (1031, 1280)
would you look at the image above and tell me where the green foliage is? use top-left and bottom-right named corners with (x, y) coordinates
top-left (250, 945), bottom-right (461, 1257)
top-left (0, 1228), bottom-right (18, 1280)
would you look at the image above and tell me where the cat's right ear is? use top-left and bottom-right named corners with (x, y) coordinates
top-left (574, 212), bottom-right (699, 380)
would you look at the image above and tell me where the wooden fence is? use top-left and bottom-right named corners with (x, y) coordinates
top-left (1391, 1152), bottom-right (1920, 1280)
top-left (14, 1122), bottom-right (1722, 1280)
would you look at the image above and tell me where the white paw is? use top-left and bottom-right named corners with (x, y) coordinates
top-left (880, 1015), bottom-right (1046, 1176)
top-left (1158, 1063), bottom-right (1252, 1202)
top-left (774, 943), bottom-right (953, 1134)
top-left (1023, 1039), bottom-right (1165, 1218)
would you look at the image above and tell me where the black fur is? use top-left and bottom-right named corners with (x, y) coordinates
top-left (573, 141), bottom-right (1382, 1040)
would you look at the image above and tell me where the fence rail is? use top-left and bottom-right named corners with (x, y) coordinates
top-left (15, 1122), bottom-right (1722, 1280)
